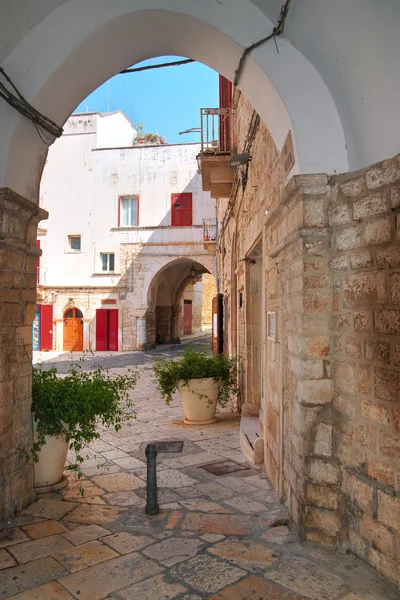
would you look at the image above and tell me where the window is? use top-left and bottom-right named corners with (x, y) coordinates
top-left (101, 253), bottom-right (115, 272)
top-left (268, 312), bottom-right (277, 340)
top-left (281, 131), bottom-right (295, 176)
top-left (68, 235), bottom-right (81, 251)
top-left (171, 193), bottom-right (192, 226)
top-left (119, 195), bottom-right (139, 226)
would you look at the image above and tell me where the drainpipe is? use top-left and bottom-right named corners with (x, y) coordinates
top-left (215, 211), bottom-right (219, 293)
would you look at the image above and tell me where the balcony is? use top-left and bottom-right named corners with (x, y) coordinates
top-left (203, 218), bottom-right (217, 253)
top-left (198, 108), bottom-right (234, 199)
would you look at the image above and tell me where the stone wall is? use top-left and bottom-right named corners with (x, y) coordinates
top-left (201, 273), bottom-right (216, 327)
top-left (0, 188), bottom-right (47, 520)
top-left (327, 157), bottom-right (400, 586)
top-left (156, 305), bottom-right (172, 343)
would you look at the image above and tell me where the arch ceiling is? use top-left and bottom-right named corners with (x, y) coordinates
top-left (0, 0), bottom-right (399, 200)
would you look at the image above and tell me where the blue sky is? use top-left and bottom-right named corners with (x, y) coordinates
top-left (74, 57), bottom-right (219, 144)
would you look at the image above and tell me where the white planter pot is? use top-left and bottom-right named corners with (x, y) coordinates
top-left (33, 421), bottom-right (69, 491)
top-left (177, 377), bottom-right (220, 425)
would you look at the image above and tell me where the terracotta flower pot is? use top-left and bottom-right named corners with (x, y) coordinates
top-left (177, 377), bottom-right (219, 425)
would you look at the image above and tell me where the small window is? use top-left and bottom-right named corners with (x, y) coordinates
top-left (281, 131), bottom-right (295, 176)
top-left (68, 235), bottom-right (81, 251)
top-left (101, 253), bottom-right (115, 272)
top-left (171, 193), bottom-right (192, 226)
top-left (119, 195), bottom-right (139, 226)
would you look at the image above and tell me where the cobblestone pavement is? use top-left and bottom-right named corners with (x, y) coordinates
top-left (1, 338), bottom-right (398, 599)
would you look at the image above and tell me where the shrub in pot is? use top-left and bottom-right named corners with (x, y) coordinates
top-left (31, 359), bottom-right (138, 490)
top-left (153, 348), bottom-right (238, 424)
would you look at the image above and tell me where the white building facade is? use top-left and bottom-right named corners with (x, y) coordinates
top-left (36, 112), bottom-right (217, 352)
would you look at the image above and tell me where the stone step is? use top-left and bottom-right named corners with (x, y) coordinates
top-left (240, 416), bottom-right (264, 465)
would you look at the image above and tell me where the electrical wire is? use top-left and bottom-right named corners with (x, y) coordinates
top-left (0, 67), bottom-right (63, 142)
top-left (234, 0), bottom-right (292, 86)
top-left (120, 58), bottom-right (194, 75)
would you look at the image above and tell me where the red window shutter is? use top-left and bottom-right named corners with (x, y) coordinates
top-left (171, 193), bottom-right (192, 226)
top-left (181, 193), bottom-right (192, 226)
top-left (108, 310), bottom-right (118, 351)
top-left (36, 240), bottom-right (40, 284)
top-left (96, 309), bottom-right (107, 351)
top-left (40, 304), bottom-right (53, 351)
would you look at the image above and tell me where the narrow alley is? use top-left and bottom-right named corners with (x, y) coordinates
top-left (0, 338), bottom-right (397, 599)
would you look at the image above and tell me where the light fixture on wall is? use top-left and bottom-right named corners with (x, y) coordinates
top-left (189, 264), bottom-right (197, 278)
top-left (229, 153), bottom-right (251, 167)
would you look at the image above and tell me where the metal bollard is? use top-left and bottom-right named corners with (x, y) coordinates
top-left (145, 443), bottom-right (159, 515)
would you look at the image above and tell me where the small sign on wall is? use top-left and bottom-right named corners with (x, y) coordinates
top-left (101, 299), bottom-right (117, 305)
top-left (267, 311), bottom-right (277, 340)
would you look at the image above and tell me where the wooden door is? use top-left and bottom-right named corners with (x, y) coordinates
top-left (40, 304), bottom-right (53, 351)
top-left (63, 308), bottom-right (84, 351)
top-left (96, 309), bottom-right (118, 351)
top-left (183, 300), bottom-right (192, 335)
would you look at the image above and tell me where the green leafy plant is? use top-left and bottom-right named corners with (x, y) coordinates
top-left (31, 358), bottom-right (138, 472)
top-left (153, 347), bottom-right (239, 406)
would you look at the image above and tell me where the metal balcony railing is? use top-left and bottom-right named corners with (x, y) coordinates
top-left (200, 108), bottom-right (232, 154)
top-left (203, 218), bottom-right (217, 243)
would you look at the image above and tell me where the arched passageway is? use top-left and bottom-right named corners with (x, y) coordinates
top-left (144, 257), bottom-right (217, 349)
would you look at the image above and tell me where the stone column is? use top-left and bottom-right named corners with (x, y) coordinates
top-left (136, 317), bottom-right (147, 350)
top-left (171, 304), bottom-right (181, 344)
top-left (0, 188), bottom-right (48, 521)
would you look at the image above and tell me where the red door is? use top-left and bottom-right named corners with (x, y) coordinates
top-left (183, 300), bottom-right (192, 335)
top-left (40, 304), bottom-right (53, 351)
top-left (63, 308), bottom-right (83, 351)
top-left (96, 309), bottom-right (118, 351)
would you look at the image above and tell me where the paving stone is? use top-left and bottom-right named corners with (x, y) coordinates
top-left (101, 449), bottom-right (130, 459)
top-left (92, 472), bottom-right (145, 492)
top-left (142, 537), bottom-right (204, 566)
top-left (262, 526), bottom-right (294, 544)
top-left (109, 573), bottom-right (187, 600)
top-left (103, 491), bottom-right (145, 507)
top-left (18, 498), bottom-right (78, 521)
top-left (201, 534), bottom-right (225, 542)
top-left (21, 520), bottom-right (67, 539)
top-left (63, 504), bottom-right (127, 525)
top-left (174, 486), bottom-right (204, 500)
top-left (164, 511), bottom-right (184, 530)
top-left (241, 475), bottom-right (273, 490)
top-left (61, 484), bottom-right (104, 501)
top-left (225, 495), bottom-right (267, 514)
top-left (0, 557), bottom-right (68, 598)
top-left (0, 528), bottom-right (29, 548)
top-left (157, 469), bottom-right (198, 488)
top-left (102, 532), bottom-right (155, 554)
top-left (180, 498), bottom-right (232, 513)
top-left (193, 482), bottom-right (234, 501)
top-left (209, 538), bottom-right (280, 569)
top-left (6, 581), bottom-right (75, 599)
top-left (54, 540), bottom-right (118, 572)
top-left (209, 574), bottom-right (305, 599)
top-left (136, 488), bottom-right (181, 504)
top-left (161, 451), bottom-right (222, 469)
top-left (170, 554), bottom-right (245, 593)
top-left (8, 534), bottom-right (73, 564)
top-left (61, 524), bottom-right (110, 545)
top-left (182, 513), bottom-right (252, 535)
top-left (81, 465), bottom-right (121, 476)
top-left (58, 552), bottom-right (163, 600)
top-left (218, 477), bottom-right (259, 495)
top-left (265, 557), bottom-right (348, 600)
top-left (0, 548), bottom-right (17, 569)
top-left (112, 456), bottom-right (147, 469)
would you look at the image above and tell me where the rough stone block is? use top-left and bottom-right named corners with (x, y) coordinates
top-left (309, 459), bottom-right (338, 485)
top-left (306, 483), bottom-right (338, 510)
top-left (374, 367), bottom-right (400, 402)
top-left (344, 473), bottom-right (373, 514)
top-left (335, 226), bottom-right (361, 251)
top-left (369, 546), bottom-right (400, 588)
top-left (350, 251), bottom-right (373, 269)
top-left (343, 272), bottom-right (387, 308)
top-left (353, 424), bottom-right (377, 453)
top-left (340, 177), bottom-right (365, 198)
top-left (377, 245), bottom-right (400, 267)
top-left (374, 309), bottom-right (400, 335)
top-left (364, 216), bottom-right (392, 245)
top-left (377, 491), bottom-right (400, 533)
top-left (389, 273), bottom-right (400, 302)
top-left (353, 193), bottom-right (388, 220)
top-left (366, 158), bottom-right (400, 190)
top-left (359, 364), bottom-right (372, 395)
top-left (364, 339), bottom-right (391, 364)
top-left (328, 203), bottom-right (351, 226)
top-left (361, 399), bottom-right (390, 426)
top-left (305, 507), bottom-right (339, 534)
top-left (332, 313), bottom-right (352, 331)
top-left (379, 432), bottom-right (400, 458)
top-left (314, 423), bottom-right (332, 457)
top-left (354, 311), bottom-right (373, 332)
top-left (335, 362), bottom-right (357, 394)
top-left (303, 198), bottom-right (326, 228)
top-left (329, 256), bottom-right (348, 271)
top-left (390, 186), bottom-right (400, 209)
top-left (304, 291), bottom-right (330, 313)
top-left (333, 394), bottom-right (358, 418)
top-left (297, 379), bottom-right (333, 405)
top-left (367, 458), bottom-right (395, 488)
top-left (360, 516), bottom-right (395, 558)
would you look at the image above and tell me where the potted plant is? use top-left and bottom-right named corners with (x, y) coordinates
top-left (30, 359), bottom-right (138, 491)
top-left (153, 348), bottom-right (238, 425)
